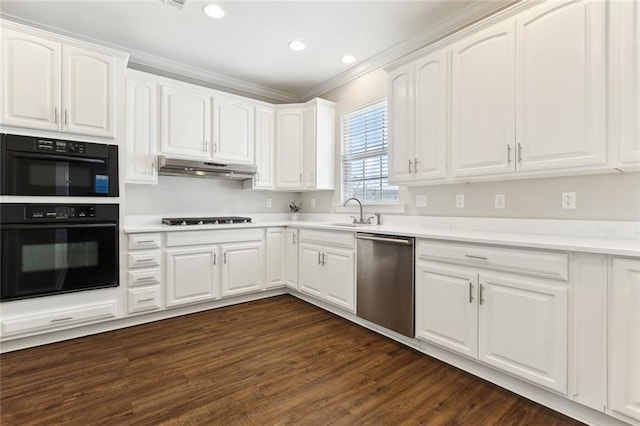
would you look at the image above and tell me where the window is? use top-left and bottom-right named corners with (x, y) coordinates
top-left (341, 101), bottom-right (398, 202)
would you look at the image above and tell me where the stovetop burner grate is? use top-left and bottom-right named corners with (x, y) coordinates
top-left (161, 216), bottom-right (252, 226)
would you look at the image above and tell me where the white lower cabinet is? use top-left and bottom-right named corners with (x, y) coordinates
top-left (416, 241), bottom-right (569, 394)
top-left (127, 233), bottom-right (162, 314)
top-left (220, 241), bottom-right (264, 297)
top-left (165, 246), bottom-right (219, 307)
top-left (284, 228), bottom-right (298, 289)
top-left (265, 228), bottom-right (285, 289)
top-left (127, 286), bottom-right (161, 314)
top-left (609, 258), bottom-right (640, 422)
top-left (298, 230), bottom-right (355, 312)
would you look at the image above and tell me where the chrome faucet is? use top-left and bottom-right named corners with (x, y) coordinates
top-left (343, 197), bottom-right (367, 224)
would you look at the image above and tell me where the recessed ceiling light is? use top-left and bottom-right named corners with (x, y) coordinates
top-left (289, 40), bottom-right (306, 51)
top-left (341, 55), bottom-right (356, 64)
top-left (203, 4), bottom-right (225, 19)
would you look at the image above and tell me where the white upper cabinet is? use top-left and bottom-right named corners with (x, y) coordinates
top-left (275, 106), bottom-right (305, 188)
top-left (1, 28), bottom-right (61, 132)
top-left (613, 0), bottom-right (640, 166)
top-left (414, 50), bottom-right (448, 181)
top-left (160, 82), bottom-right (211, 159)
top-left (1, 24), bottom-right (119, 138)
top-left (451, 21), bottom-right (515, 178)
top-left (609, 258), bottom-right (640, 422)
top-left (254, 105), bottom-right (275, 188)
top-left (304, 98), bottom-right (336, 190)
top-left (212, 94), bottom-right (255, 164)
top-left (388, 63), bottom-right (415, 182)
top-left (515, 0), bottom-right (606, 172)
top-left (62, 45), bottom-right (116, 138)
top-left (125, 71), bottom-right (158, 184)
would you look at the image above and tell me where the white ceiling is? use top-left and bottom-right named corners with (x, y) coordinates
top-left (0, 0), bottom-right (512, 102)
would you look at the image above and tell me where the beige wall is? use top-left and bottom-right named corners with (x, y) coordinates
top-left (301, 70), bottom-right (640, 221)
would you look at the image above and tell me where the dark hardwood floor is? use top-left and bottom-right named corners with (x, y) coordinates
top-left (0, 295), bottom-right (583, 425)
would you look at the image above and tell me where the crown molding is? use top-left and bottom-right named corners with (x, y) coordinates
top-left (0, 12), bottom-right (299, 104)
top-left (300, 0), bottom-right (519, 101)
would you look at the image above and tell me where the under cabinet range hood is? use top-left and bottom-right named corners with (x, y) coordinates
top-left (157, 156), bottom-right (257, 181)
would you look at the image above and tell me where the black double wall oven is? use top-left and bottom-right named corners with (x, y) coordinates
top-left (1, 134), bottom-right (120, 302)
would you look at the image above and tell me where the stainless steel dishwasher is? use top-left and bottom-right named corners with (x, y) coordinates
top-left (356, 233), bottom-right (415, 337)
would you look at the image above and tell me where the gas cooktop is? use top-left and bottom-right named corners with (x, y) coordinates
top-left (161, 216), bottom-right (252, 226)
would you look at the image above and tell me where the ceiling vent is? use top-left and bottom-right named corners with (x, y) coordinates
top-left (163, 0), bottom-right (186, 9)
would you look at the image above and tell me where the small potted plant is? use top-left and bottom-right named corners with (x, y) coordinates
top-left (289, 200), bottom-right (302, 220)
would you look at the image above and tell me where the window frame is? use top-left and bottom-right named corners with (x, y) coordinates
top-left (339, 99), bottom-right (399, 204)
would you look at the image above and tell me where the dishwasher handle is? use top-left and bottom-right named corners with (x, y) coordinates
top-left (356, 233), bottom-right (413, 246)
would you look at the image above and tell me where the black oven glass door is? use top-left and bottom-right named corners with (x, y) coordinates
top-left (6, 152), bottom-right (110, 196)
top-left (1, 223), bottom-right (118, 301)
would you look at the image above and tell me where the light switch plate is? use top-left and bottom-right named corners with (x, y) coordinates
top-left (495, 194), bottom-right (506, 209)
top-left (456, 194), bottom-right (465, 208)
top-left (266, 198), bottom-right (272, 208)
top-left (562, 192), bottom-right (576, 209)
top-left (416, 195), bottom-right (427, 208)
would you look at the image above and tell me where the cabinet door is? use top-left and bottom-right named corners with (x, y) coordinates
top-left (451, 21), bottom-right (515, 177)
top-left (388, 63), bottom-right (415, 183)
top-left (220, 242), bottom-right (264, 297)
top-left (0, 29), bottom-right (61, 131)
top-left (125, 73), bottom-right (158, 184)
top-left (304, 104), bottom-right (317, 187)
top-left (415, 262), bottom-right (478, 358)
top-left (515, 0), bottom-right (606, 171)
top-left (324, 247), bottom-right (355, 312)
top-left (616, 0), bottom-right (640, 166)
top-left (62, 45), bottom-right (116, 138)
top-left (275, 107), bottom-right (304, 188)
top-left (254, 106), bottom-right (275, 188)
top-left (414, 49), bottom-right (447, 181)
top-left (165, 246), bottom-right (218, 307)
top-left (610, 258), bottom-right (640, 422)
top-left (478, 273), bottom-right (567, 394)
top-left (265, 228), bottom-right (285, 289)
top-left (160, 83), bottom-right (210, 158)
top-left (298, 243), bottom-right (323, 297)
top-left (284, 228), bottom-right (298, 289)
top-left (212, 95), bottom-right (254, 164)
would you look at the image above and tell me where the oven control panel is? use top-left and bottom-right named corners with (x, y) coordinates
top-left (26, 205), bottom-right (96, 220)
top-left (36, 139), bottom-right (86, 154)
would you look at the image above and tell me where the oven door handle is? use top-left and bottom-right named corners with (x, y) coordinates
top-left (1, 223), bottom-right (117, 230)
top-left (11, 152), bottom-right (106, 164)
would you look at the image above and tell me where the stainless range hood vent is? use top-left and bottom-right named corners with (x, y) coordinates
top-left (163, 0), bottom-right (186, 9)
top-left (157, 156), bottom-right (257, 181)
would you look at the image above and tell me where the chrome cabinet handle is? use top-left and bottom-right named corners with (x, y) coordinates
top-left (137, 276), bottom-right (155, 281)
top-left (322, 253), bottom-right (326, 265)
top-left (213, 252), bottom-right (217, 266)
top-left (299, 173), bottom-right (302, 183)
top-left (408, 159), bottom-right (413, 174)
top-left (479, 283), bottom-right (485, 305)
top-left (465, 254), bottom-right (488, 260)
top-left (51, 316), bottom-right (73, 323)
top-left (469, 282), bottom-right (474, 303)
top-left (204, 140), bottom-right (208, 153)
top-left (293, 234), bottom-right (297, 245)
top-left (318, 252), bottom-right (322, 265)
top-left (136, 258), bottom-right (154, 263)
top-left (518, 143), bottom-right (522, 163)
top-left (507, 144), bottom-right (512, 164)
top-left (64, 108), bottom-right (69, 125)
top-left (54, 107), bottom-right (58, 125)
top-left (137, 298), bottom-right (154, 303)
top-left (414, 158), bottom-right (419, 172)
top-left (137, 239), bottom-right (154, 243)
top-left (151, 162), bottom-right (156, 173)
top-left (223, 252), bottom-right (227, 264)
top-left (214, 142), bottom-right (217, 153)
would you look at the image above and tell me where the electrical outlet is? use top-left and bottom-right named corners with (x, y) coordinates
top-left (562, 192), bottom-right (576, 209)
top-left (456, 194), bottom-right (465, 208)
top-left (310, 198), bottom-right (316, 209)
top-left (416, 195), bottom-right (428, 208)
top-left (266, 198), bottom-right (272, 208)
top-left (495, 193), bottom-right (506, 209)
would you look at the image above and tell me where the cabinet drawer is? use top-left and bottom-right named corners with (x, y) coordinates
top-left (128, 233), bottom-right (161, 250)
top-left (166, 229), bottom-right (263, 247)
top-left (128, 286), bottom-right (161, 313)
top-left (417, 240), bottom-right (568, 281)
top-left (127, 268), bottom-right (161, 287)
top-left (299, 230), bottom-right (355, 249)
top-left (128, 251), bottom-right (161, 269)
top-left (1, 302), bottom-right (116, 337)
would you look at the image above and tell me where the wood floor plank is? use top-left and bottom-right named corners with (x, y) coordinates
top-left (0, 295), bottom-right (583, 425)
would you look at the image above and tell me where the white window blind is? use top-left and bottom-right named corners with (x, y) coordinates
top-left (342, 101), bottom-right (398, 202)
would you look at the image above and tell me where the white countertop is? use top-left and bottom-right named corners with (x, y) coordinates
top-left (124, 216), bottom-right (640, 258)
